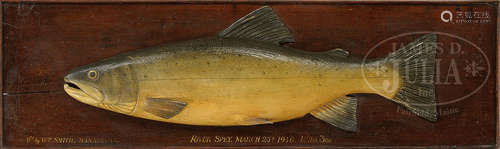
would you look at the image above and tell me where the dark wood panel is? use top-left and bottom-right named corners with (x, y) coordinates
top-left (1, 3), bottom-right (497, 147)
top-left (497, 2), bottom-right (500, 147)
top-left (0, 2), bottom-right (4, 147)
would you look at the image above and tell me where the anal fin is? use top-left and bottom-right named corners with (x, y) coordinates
top-left (240, 117), bottom-right (274, 126)
top-left (310, 96), bottom-right (358, 132)
top-left (143, 98), bottom-right (187, 119)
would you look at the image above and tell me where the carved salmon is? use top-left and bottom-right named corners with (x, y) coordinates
top-left (63, 6), bottom-right (438, 131)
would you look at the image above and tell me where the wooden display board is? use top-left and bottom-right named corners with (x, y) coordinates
top-left (0, 1), bottom-right (498, 148)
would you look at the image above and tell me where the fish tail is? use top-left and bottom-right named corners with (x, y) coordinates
top-left (384, 33), bottom-right (438, 121)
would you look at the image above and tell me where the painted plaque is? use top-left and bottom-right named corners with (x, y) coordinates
top-left (1, 2), bottom-right (497, 148)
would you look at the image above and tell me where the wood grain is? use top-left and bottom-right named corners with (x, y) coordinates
top-left (0, 1), bottom-right (3, 147)
top-left (1, 3), bottom-right (497, 147)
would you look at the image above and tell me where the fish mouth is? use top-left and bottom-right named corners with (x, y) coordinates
top-left (66, 81), bottom-right (81, 90)
top-left (64, 79), bottom-right (103, 105)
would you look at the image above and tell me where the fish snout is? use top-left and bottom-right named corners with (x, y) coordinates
top-left (63, 68), bottom-right (80, 81)
top-left (63, 73), bottom-right (105, 105)
top-left (63, 72), bottom-right (82, 92)
top-left (64, 71), bottom-right (80, 90)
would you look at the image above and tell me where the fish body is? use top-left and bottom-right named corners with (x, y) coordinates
top-left (64, 6), bottom-right (438, 131)
top-left (100, 37), bottom-right (393, 126)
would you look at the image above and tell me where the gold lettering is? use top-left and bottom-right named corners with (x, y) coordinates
top-left (276, 136), bottom-right (295, 143)
top-left (53, 137), bottom-right (76, 144)
top-left (189, 135), bottom-right (211, 143)
top-left (214, 136), bottom-right (232, 143)
top-left (25, 136), bottom-right (118, 145)
top-left (188, 135), bottom-right (333, 144)
top-left (319, 135), bottom-right (332, 143)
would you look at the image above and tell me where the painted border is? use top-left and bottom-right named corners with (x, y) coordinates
top-left (0, 0), bottom-right (497, 3)
top-left (0, 1), bottom-right (497, 148)
top-left (496, 2), bottom-right (500, 149)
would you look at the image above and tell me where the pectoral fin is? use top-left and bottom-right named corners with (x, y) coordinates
top-left (143, 98), bottom-right (187, 119)
top-left (310, 96), bottom-right (358, 132)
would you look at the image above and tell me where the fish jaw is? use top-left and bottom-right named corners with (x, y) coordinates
top-left (63, 80), bottom-right (104, 106)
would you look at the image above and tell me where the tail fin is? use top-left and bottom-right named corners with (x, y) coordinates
top-left (386, 33), bottom-right (438, 121)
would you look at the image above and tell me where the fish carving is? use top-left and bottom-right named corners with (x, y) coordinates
top-left (63, 6), bottom-right (438, 132)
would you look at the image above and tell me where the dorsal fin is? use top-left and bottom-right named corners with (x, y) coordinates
top-left (218, 6), bottom-right (295, 45)
top-left (326, 48), bottom-right (350, 57)
top-left (310, 96), bottom-right (358, 132)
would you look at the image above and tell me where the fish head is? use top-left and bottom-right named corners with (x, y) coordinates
top-left (64, 57), bottom-right (138, 114)
top-left (64, 67), bottom-right (105, 106)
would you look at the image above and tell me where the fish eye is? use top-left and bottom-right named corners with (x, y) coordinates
top-left (87, 70), bottom-right (98, 80)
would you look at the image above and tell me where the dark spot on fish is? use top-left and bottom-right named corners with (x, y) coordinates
top-left (207, 61), bottom-right (210, 65)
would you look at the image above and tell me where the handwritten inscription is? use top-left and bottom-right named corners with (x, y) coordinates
top-left (397, 106), bottom-right (460, 117)
top-left (190, 135), bottom-right (332, 144)
top-left (26, 136), bottom-right (119, 145)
